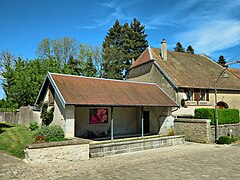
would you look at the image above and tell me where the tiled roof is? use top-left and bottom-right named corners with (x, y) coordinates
top-left (130, 47), bottom-right (240, 90)
top-left (130, 47), bottom-right (152, 69)
top-left (228, 68), bottom-right (240, 79)
top-left (47, 73), bottom-right (177, 107)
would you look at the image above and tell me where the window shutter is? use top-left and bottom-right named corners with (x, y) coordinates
top-left (206, 90), bottom-right (209, 101)
top-left (194, 89), bottom-right (200, 101)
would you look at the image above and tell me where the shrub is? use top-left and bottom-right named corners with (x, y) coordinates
top-left (29, 121), bottom-right (39, 131)
top-left (35, 125), bottom-right (65, 142)
top-left (217, 136), bottom-right (235, 144)
top-left (218, 109), bottom-right (239, 124)
top-left (40, 102), bottom-right (54, 125)
top-left (194, 108), bottom-right (215, 124)
top-left (194, 108), bottom-right (240, 125)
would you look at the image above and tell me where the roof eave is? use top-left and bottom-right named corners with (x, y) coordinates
top-left (70, 103), bottom-right (177, 107)
top-left (48, 72), bottom-right (66, 108)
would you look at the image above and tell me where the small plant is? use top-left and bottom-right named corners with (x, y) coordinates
top-left (217, 136), bottom-right (234, 144)
top-left (35, 135), bottom-right (45, 143)
top-left (35, 125), bottom-right (65, 142)
top-left (29, 121), bottom-right (39, 131)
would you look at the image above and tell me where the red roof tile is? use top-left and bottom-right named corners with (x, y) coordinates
top-left (228, 68), bottom-right (240, 79)
top-left (130, 47), bottom-right (240, 90)
top-left (130, 48), bottom-right (152, 69)
top-left (49, 73), bottom-right (177, 107)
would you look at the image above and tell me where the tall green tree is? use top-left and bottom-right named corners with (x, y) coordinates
top-left (102, 18), bottom-right (148, 79)
top-left (174, 42), bottom-right (185, 52)
top-left (218, 55), bottom-right (226, 66)
top-left (186, 45), bottom-right (194, 54)
top-left (129, 18), bottom-right (148, 60)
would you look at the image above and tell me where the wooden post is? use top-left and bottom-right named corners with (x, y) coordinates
top-left (111, 107), bottom-right (114, 141)
top-left (141, 107), bottom-right (144, 138)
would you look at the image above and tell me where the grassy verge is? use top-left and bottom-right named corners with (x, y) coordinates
top-left (0, 123), bottom-right (35, 158)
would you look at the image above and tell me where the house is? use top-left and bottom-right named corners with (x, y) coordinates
top-left (127, 39), bottom-right (240, 111)
top-left (35, 72), bottom-right (177, 138)
top-left (228, 68), bottom-right (240, 79)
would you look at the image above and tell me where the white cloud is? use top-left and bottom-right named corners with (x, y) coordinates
top-left (179, 20), bottom-right (240, 54)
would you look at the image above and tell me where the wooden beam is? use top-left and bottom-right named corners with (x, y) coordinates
top-left (111, 107), bottom-right (114, 140)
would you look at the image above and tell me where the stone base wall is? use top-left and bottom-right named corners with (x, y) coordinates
top-left (210, 123), bottom-right (240, 142)
top-left (174, 118), bottom-right (211, 143)
top-left (25, 139), bottom-right (90, 163)
top-left (174, 118), bottom-right (240, 143)
top-left (89, 135), bottom-right (185, 158)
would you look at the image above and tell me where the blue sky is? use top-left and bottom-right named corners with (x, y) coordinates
top-left (1, 0), bottom-right (240, 98)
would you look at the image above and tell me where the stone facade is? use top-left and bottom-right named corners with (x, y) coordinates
top-left (174, 118), bottom-right (211, 143)
top-left (127, 62), bottom-right (177, 101)
top-left (25, 139), bottom-right (90, 163)
top-left (174, 118), bottom-right (240, 143)
top-left (89, 135), bottom-right (185, 158)
top-left (210, 123), bottom-right (240, 142)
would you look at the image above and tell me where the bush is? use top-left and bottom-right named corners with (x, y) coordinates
top-left (194, 108), bottom-right (215, 124)
top-left (35, 125), bottom-right (65, 142)
top-left (218, 109), bottom-right (239, 124)
top-left (217, 136), bottom-right (235, 144)
top-left (194, 108), bottom-right (240, 125)
top-left (29, 121), bottom-right (39, 131)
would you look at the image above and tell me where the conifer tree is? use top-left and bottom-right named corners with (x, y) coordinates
top-left (174, 42), bottom-right (185, 52)
top-left (102, 18), bottom-right (148, 79)
top-left (186, 45), bottom-right (194, 54)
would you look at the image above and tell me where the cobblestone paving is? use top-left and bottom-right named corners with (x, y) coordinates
top-left (0, 142), bottom-right (240, 180)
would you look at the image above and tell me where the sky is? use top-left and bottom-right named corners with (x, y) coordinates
top-left (1, 0), bottom-right (240, 98)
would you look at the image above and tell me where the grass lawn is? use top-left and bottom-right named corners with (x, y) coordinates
top-left (0, 123), bottom-right (35, 158)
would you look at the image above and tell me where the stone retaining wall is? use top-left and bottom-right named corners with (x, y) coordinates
top-left (25, 138), bottom-right (90, 163)
top-left (89, 135), bottom-right (185, 158)
top-left (210, 123), bottom-right (240, 142)
top-left (174, 118), bottom-right (211, 143)
top-left (174, 118), bottom-right (240, 143)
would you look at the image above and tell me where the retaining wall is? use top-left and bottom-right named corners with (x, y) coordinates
top-left (174, 118), bottom-right (240, 143)
top-left (174, 118), bottom-right (211, 143)
top-left (25, 138), bottom-right (90, 163)
top-left (89, 135), bottom-right (185, 158)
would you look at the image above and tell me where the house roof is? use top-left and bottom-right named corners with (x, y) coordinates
top-left (35, 73), bottom-right (177, 108)
top-left (130, 47), bottom-right (240, 90)
top-left (228, 68), bottom-right (240, 79)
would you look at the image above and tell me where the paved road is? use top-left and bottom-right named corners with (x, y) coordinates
top-left (0, 142), bottom-right (240, 180)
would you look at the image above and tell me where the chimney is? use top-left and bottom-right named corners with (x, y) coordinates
top-left (161, 39), bottom-right (167, 60)
top-left (132, 57), bottom-right (135, 65)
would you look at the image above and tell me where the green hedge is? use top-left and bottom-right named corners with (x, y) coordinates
top-left (194, 108), bottom-right (240, 125)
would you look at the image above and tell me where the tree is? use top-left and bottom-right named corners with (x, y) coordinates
top-left (36, 37), bottom-right (79, 64)
top-left (82, 52), bottom-right (97, 77)
top-left (0, 39), bottom-right (102, 109)
top-left (129, 18), bottom-right (148, 60)
top-left (218, 55), bottom-right (226, 66)
top-left (174, 42), bottom-right (185, 52)
top-left (186, 45), bottom-right (194, 54)
top-left (102, 18), bottom-right (148, 79)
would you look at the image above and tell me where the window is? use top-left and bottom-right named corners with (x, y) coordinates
top-left (187, 89), bottom-right (193, 101)
top-left (200, 89), bottom-right (206, 101)
top-left (89, 108), bottom-right (108, 124)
